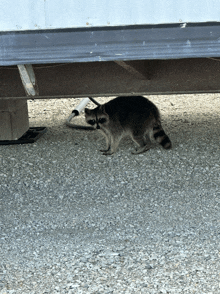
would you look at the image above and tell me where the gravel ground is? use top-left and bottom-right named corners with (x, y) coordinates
top-left (0, 94), bottom-right (220, 294)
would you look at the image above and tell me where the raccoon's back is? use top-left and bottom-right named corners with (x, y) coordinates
top-left (105, 96), bottom-right (160, 120)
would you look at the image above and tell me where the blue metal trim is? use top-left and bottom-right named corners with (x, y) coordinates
top-left (1, 23), bottom-right (220, 66)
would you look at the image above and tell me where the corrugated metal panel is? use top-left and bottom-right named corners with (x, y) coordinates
top-left (1, 0), bottom-right (220, 32)
top-left (1, 24), bottom-right (220, 65)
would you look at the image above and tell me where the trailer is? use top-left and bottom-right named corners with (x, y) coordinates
top-left (1, 0), bottom-right (220, 141)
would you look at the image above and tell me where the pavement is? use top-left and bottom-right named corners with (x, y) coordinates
top-left (0, 94), bottom-right (220, 293)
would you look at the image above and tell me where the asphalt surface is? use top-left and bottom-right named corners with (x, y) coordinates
top-left (0, 94), bottom-right (220, 293)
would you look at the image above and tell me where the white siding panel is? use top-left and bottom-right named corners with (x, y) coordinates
top-left (1, 0), bottom-right (220, 31)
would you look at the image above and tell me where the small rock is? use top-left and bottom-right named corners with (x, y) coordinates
top-left (145, 264), bottom-right (153, 270)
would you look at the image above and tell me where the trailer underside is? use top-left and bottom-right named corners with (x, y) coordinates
top-left (1, 23), bottom-right (220, 141)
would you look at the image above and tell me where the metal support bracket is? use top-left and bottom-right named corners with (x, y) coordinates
top-left (17, 64), bottom-right (39, 96)
top-left (114, 61), bottom-right (148, 80)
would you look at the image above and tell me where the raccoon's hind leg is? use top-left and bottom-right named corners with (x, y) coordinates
top-left (131, 131), bottom-right (150, 154)
top-left (153, 122), bottom-right (172, 149)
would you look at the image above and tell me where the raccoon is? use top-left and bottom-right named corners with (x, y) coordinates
top-left (85, 96), bottom-right (171, 155)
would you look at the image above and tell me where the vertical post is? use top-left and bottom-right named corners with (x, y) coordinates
top-left (0, 65), bottom-right (38, 141)
top-left (0, 99), bottom-right (29, 140)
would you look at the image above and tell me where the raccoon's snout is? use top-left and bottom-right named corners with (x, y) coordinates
top-left (97, 125), bottom-right (100, 129)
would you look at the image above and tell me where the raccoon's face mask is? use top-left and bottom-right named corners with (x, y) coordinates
top-left (85, 105), bottom-right (109, 129)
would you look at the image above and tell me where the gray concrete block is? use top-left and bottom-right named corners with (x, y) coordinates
top-left (0, 100), bottom-right (29, 140)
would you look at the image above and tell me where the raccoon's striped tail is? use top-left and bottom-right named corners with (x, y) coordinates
top-left (153, 123), bottom-right (172, 149)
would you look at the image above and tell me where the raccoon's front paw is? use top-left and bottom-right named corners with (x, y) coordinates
top-left (100, 149), bottom-right (109, 152)
top-left (102, 150), bottom-right (114, 155)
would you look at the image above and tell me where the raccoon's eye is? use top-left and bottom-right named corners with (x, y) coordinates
top-left (98, 118), bottom-right (106, 124)
top-left (88, 119), bottom-right (96, 125)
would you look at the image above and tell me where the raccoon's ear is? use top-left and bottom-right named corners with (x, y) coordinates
top-left (99, 104), bottom-right (106, 114)
top-left (84, 108), bottom-right (90, 114)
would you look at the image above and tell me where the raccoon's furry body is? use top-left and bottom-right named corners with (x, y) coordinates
top-left (85, 96), bottom-right (171, 155)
